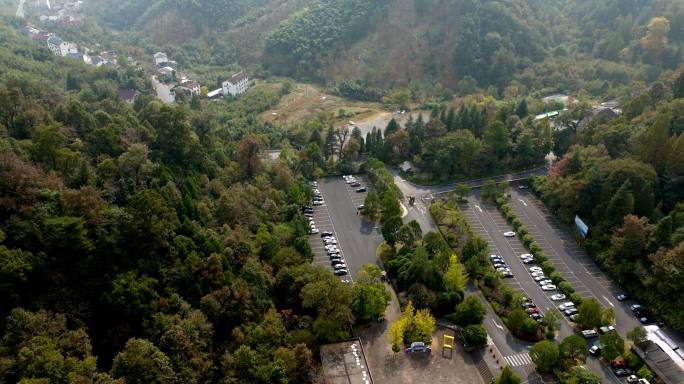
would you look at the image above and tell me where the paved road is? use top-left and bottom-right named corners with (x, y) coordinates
top-left (151, 76), bottom-right (175, 104)
top-left (317, 177), bottom-right (383, 278)
top-left (460, 195), bottom-right (621, 384)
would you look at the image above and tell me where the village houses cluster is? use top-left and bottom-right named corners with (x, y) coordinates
top-left (154, 51), bottom-right (250, 101)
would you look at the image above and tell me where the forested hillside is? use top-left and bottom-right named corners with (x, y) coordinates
top-left (85, 0), bottom-right (684, 95)
top-left (532, 69), bottom-right (684, 332)
top-left (0, 16), bottom-right (369, 383)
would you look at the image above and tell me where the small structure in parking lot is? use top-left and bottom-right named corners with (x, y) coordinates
top-left (320, 339), bottom-right (373, 384)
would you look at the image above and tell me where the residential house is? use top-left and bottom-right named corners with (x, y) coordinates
top-left (177, 79), bottom-right (201, 96)
top-left (117, 89), bottom-right (138, 104)
top-left (153, 52), bottom-right (168, 66)
top-left (222, 71), bottom-right (249, 97)
top-left (21, 26), bottom-right (40, 37)
top-left (577, 101), bottom-right (622, 130)
top-left (157, 66), bottom-right (175, 81)
top-left (32, 32), bottom-right (52, 41)
top-left (58, 15), bottom-right (84, 27)
top-left (64, 51), bottom-right (85, 62)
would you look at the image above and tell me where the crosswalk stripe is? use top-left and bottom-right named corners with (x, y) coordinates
top-left (503, 353), bottom-right (532, 367)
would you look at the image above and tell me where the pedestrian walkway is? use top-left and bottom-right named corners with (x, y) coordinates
top-left (503, 352), bottom-right (533, 367)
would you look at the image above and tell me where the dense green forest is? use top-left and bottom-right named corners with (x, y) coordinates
top-left (531, 70), bottom-right (684, 332)
top-left (0, 17), bottom-right (392, 383)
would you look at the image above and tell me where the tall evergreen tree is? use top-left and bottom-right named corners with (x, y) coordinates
top-left (606, 180), bottom-right (635, 225)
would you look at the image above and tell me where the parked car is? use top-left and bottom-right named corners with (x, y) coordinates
top-left (639, 316), bottom-right (654, 324)
top-left (533, 275), bottom-right (548, 282)
top-left (525, 307), bottom-right (541, 314)
top-left (541, 284), bottom-right (557, 291)
top-left (529, 266), bottom-right (543, 272)
top-left (613, 368), bottom-right (634, 377)
top-left (569, 314), bottom-right (579, 321)
top-left (313, 200), bottom-right (324, 206)
top-left (522, 302), bottom-right (536, 309)
top-left (350, 182), bottom-right (361, 187)
top-left (626, 375), bottom-right (639, 383)
top-left (493, 263), bottom-right (507, 269)
top-left (519, 253), bottom-right (533, 259)
top-left (588, 345), bottom-right (600, 355)
top-left (522, 258), bottom-right (536, 264)
top-left (503, 231), bottom-right (516, 237)
top-left (538, 279), bottom-right (553, 286)
top-left (357, 204), bottom-right (364, 211)
top-left (558, 302), bottom-right (575, 311)
top-left (490, 254), bottom-right (503, 259)
top-left (531, 271), bottom-right (545, 277)
top-left (582, 330), bottom-right (599, 338)
top-left (333, 263), bottom-right (347, 270)
top-left (356, 187), bottom-right (367, 193)
top-left (550, 294), bottom-right (566, 301)
top-left (630, 304), bottom-right (643, 313)
top-left (530, 313), bottom-right (543, 321)
top-left (501, 271), bottom-right (514, 278)
top-left (405, 342), bottom-right (431, 353)
top-left (638, 379), bottom-right (650, 384)
top-left (334, 269), bottom-right (348, 276)
top-left (310, 228), bottom-right (319, 234)
top-left (616, 293), bottom-right (629, 301)
top-left (599, 325), bottom-right (615, 334)
top-left (564, 308), bottom-right (579, 316)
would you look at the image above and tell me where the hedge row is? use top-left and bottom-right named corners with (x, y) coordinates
top-left (495, 196), bottom-right (585, 306)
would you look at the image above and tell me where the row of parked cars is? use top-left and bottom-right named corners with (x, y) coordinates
top-left (489, 254), bottom-right (513, 278)
top-left (322, 231), bottom-right (349, 276)
top-left (343, 175), bottom-right (367, 192)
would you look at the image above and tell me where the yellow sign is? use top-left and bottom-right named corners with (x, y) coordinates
top-left (443, 335), bottom-right (455, 350)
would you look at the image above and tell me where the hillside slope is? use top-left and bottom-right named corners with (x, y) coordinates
top-left (86, 0), bottom-right (684, 93)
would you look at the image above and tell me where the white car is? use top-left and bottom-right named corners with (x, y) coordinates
top-left (503, 231), bottom-right (516, 237)
top-left (313, 200), bottom-right (324, 206)
top-left (558, 302), bottom-right (575, 311)
top-left (519, 253), bottom-right (533, 259)
top-left (531, 271), bottom-right (545, 277)
top-left (533, 275), bottom-right (547, 281)
top-left (538, 279), bottom-right (553, 286)
top-left (529, 266), bottom-right (543, 272)
top-left (550, 294), bottom-right (566, 301)
top-left (324, 238), bottom-right (337, 245)
top-left (541, 284), bottom-right (557, 291)
top-left (310, 228), bottom-right (319, 234)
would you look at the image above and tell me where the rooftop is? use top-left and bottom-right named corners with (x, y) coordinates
top-left (635, 325), bottom-right (684, 384)
top-left (228, 71), bottom-right (248, 84)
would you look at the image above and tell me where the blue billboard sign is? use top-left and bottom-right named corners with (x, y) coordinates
top-left (575, 215), bottom-right (589, 238)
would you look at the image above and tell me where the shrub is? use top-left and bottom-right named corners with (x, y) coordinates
top-left (569, 293), bottom-right (584, 305)
top-left (558, 281), bottom-right (575, 295)
top-left (549, 272), bottom-right (563, 285)
top-left (541, 261), bottom-right (556, 274)
top-left (522, 234), bottom-right (534, 247)
top-left (463, 324), bottom-right (488, 348)
top-left (637, 366), bottom-right (654, 381)
top-left (511, 217), bottom-right (523, 228)
top-left (530, 246), bottom-right (544, 257)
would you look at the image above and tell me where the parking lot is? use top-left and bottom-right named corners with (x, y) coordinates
top-left (460, 195), bottom-right (621, 383)
top-left (307, 175), bottom-right (383, 280)
top-left (506, 187), bottom-right (641, 333)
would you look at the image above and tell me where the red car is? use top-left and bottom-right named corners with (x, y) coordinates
top-left (525, 307), bottom-right (540, 314)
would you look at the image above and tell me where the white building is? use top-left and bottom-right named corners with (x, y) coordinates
top-left (178, 80), bottom-right (200, 96)
top-left (222, 71), bottom-right (249, 97)
top-left (153, 52), bottom-right (168, 66)
top-left (46, 35), bottom-right (77, 56)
